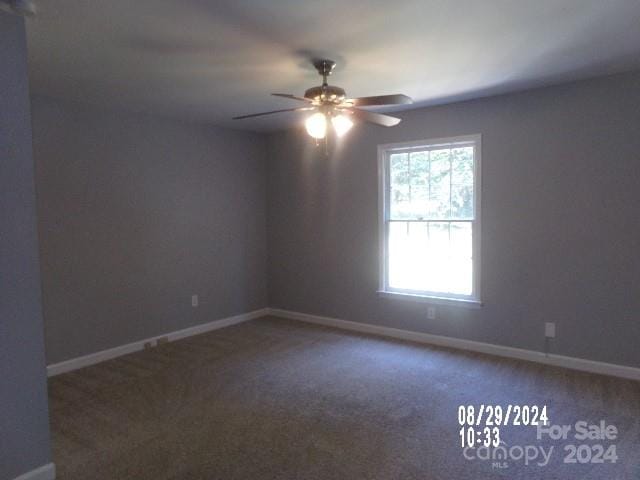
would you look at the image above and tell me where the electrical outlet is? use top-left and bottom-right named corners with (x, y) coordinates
top-left (191, 294), bottom-right (198, 307)
top-left (427, 306), bottom-right (436, 320)
top-left (156, 336), bottom-right (169, 345)
top-left (545, 322), bottom-right (556, 338)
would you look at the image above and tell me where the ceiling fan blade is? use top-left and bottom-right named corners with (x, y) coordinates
top-left (346, 94), bottom-right (412, 107)
top-left (233, 107), bottom-right (313, 120)
top-left (271, 93), bottom-right (313, 103)
top-left (347, 108), bottom-right (402, 127)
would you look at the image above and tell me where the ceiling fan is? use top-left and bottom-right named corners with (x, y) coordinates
top-left (233, 59), bottom-right (412, 139)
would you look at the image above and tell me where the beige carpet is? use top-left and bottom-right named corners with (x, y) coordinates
top-left (49, 316), bottom-right (640, 479)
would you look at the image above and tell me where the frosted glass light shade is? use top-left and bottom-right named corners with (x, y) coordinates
top-left (331, 114), bottom-right (354, 137)
top-left (305, 112), bottom-right (327, 139)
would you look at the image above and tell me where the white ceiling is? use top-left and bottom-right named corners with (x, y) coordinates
top-left (26, 0), bottom-right (640, 132)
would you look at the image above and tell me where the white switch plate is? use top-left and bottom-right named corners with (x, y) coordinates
top-left (191, 294), bottom-right (198, 307)
top-left (427, 306), bottom-right (436, 320)
top-left (545, 322), bottom-right (556, 338)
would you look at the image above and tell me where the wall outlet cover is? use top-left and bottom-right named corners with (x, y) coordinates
top-left (191, 294), bottom-right (198, 307)
top-left (545, 322), bottom-right (556, 338)
top-left (427, 306), bottom-right (436, 320)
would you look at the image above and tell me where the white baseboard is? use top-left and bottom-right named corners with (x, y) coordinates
top-left (47, 306), bottom-right (640, 381)
top-left (12, 463), bottom-right (55, 480)
top-left (267, 308), bottom-right (640, 382)
top-left (47, 308), bottom-right (269, 377)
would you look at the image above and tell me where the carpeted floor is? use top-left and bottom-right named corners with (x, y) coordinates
top-left (48, 316), bottom-right (640, 479)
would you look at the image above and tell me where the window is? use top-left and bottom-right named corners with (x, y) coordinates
top-left (378, 135), bottom-right (481, 305)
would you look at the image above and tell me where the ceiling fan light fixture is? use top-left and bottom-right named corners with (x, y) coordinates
top-left (305, 112), bottom-right (327, 139)
top-left (233, 59), bottom-right (411, 136)
top-left (331, 114), bottom-right (353, 137)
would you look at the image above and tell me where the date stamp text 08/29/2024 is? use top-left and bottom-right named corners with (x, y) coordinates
top-left (458, 405), bottom-right (619, 468)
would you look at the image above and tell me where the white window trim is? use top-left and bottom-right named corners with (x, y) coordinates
top-left (377, 134), bottom-right (483, 307)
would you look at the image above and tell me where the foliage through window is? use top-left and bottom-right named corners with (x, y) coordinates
top-left (379, 135), bottom-right (481, 303)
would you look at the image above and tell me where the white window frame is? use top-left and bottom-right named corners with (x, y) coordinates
top-left (377, 134), bottom-right (482, 307)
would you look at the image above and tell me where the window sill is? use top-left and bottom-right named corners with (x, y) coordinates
top-left (377, 290), bottom-right (483, 309)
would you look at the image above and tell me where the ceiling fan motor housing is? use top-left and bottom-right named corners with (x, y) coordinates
top-left (304, 85), bottom-right (346, 104)
top-left (304, 59), bottom-right (346, 104)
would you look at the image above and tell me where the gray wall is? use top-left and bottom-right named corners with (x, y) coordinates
top-left (267, 71), bottom-right (640, 369)
top-left (0, 12), bottom-right (52, 480)
top-left (32, 97), bottom-right (268, 364)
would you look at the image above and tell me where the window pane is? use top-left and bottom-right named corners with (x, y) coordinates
top-left (428, 149), bottom-right (451, 219)
top-left (448, 256), bottom-right (473, 295)
top-left (450, 184), bottom-right (473, 219)
top-left (450, 146), bottom-right (474, 220)
top-left (388, 220), bottom-right (472, 296)
top-left (450, 222), bottom-right (472, 260)
top-left (391, 151), bottom-right (434, 220)
top-left (389, 221), bottom-right (429, 290)
top-left (407, 151), bottom-right (429, 218)
top-left (427, 222), bottom-right (450, 255)
top-left (451, 147), bottom-right (474, 185)
top-left (407, 186), bottom-right (429, 218)
top-left (428, 193), bottom-right (450, 219)
top-left (390, 153), bottom-right (410, 219)
top-left (409, 151), bottom-right (429, 187)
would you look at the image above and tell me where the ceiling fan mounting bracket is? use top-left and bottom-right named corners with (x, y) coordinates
top-left (313, 59), bottom-right (337, 78)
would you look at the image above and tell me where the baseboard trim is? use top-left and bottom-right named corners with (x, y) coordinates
top-left (267, 308), bottom-right (640, 382)
top-left (12, 463), bottom-right (55, 480)
top-left (47, 308), bottom-right (269, 377)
